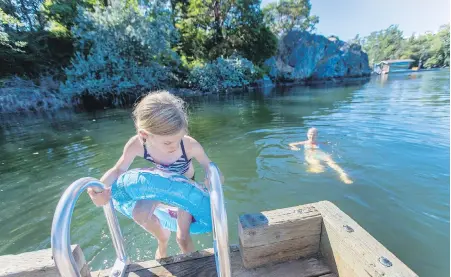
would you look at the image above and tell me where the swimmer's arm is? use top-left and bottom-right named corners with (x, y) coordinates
top-left (289, 141), bottom-right (306, 150)
top-left (100, 136), bottom-right (141, 188)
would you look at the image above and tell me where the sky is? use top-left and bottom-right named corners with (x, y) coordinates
top-left (261, 0), bottom-right (450, 40)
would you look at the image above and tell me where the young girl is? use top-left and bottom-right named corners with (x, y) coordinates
top-left (289, 127), bottom-right (353, 184)
top-left (87, 91), bottom-right (220, 259)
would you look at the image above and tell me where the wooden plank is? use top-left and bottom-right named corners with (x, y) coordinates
top-left (92, 247), bottom-right (231, 277)
top-left (92, 246), bottom-right (333, 277)
top-left (319, 225), bottom-right (342, 275)
top-left (314, 201), bottom-right (418, 277)
top-left (238, 204), bottom-right (321, 247)
top-left (0, 245), bottom-right (89, 277)
top-left (92, 247), bottom-right (225, 277)
top-left (238, 204), bottom-right (322, 268)
top-left (126, 248), bottom-right (217, 273)
top-left (234, 257), bottom-right (331, 277)
top-left (128, 256), bottom-right (216, 277)
top-left (239, 236), bottom-right (320, 269)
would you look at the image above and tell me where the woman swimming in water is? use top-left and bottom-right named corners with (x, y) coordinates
top-left (288, 127), bottom-right (353, 184)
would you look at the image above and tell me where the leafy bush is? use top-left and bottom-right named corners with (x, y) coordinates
top-left (0, 76), bottom-right (70, 113)
top-left (61, 0), bottom-right (179, 99)
top-left (189, 56), bottom-right (257, 92)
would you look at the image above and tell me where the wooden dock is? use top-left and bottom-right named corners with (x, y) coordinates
top-left (1, 201), bottom-right (418, 277)
top-left (92, 201), bottom-right (418, 277)
top-left (92, 246), bottom-right (335, 277)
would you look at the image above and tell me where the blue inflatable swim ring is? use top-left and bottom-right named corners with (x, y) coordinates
top-left (111, 168), bottom-right (212, 234)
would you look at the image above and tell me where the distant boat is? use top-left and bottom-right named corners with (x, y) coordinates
top-left (373, 59), bottom-right (416, 74)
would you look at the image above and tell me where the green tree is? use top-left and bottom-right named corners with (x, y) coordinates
top-left (0, 0), bottom-right (77, 76)
top-left (347, 34), bottom-right (362, 46)
top-left (1, 0), bottom-right (47, 31)
top-left (1, 3), bottom-right (23, 30)
top-left (401, 32), bottom-right (434, 67)
top-left (425, 24), bottom-right (450, 67)
top-left (362, 24), bottom-right (450, 68)
top-left (42, 0), bottom-right (103, 36)
top-left (263, 0), bottom-right (319, 36)
top-left (222, 0), bottom-right (277, 64)
top-left (1, 7), bottom-right (24, 47)
top-left (0, 7), bottom-right (27, 71)
top-left (173, 0), bottom-right (276, 65)
top-left (362, 25), bottom-right (404, 65)
top-left (172, 0), bottom-right (211, 64)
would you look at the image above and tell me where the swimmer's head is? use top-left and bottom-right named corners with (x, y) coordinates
top-left (307, 127), bottom-right (318, 141)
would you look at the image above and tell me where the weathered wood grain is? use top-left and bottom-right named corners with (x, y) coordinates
top-left (0, 245), bottom-right (89, 277)
top-left (92, 246), bottom-right (333, 277)
top-left (314, 201), bottom-right (418, 277)
top-left (238, 204), bottom-right (322, 268)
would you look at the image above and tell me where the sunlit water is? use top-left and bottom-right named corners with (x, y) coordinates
top-left (0, 70), bottom-right (449, 276)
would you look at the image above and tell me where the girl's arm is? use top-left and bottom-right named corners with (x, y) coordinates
top-left (88, 136), bottom-right (141, 206)
top-left (188, 137), bottom-right (224, 188)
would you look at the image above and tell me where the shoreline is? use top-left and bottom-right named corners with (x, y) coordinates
top-left (0, 75), bottom-right (372, 115)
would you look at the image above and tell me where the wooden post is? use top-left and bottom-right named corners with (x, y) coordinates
top-left (238, 204), bottom-right (323, 269)
top-left (314, 201), bottom-right (418, 277)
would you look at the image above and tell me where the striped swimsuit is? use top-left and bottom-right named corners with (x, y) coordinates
top-left (143, 140), bottom-right (192, 176)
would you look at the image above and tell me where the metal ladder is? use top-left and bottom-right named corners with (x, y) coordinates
top-left (51, 163), bottom-right (231, 277)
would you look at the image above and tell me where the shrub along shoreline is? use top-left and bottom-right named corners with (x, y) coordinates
top-left (1, 0), bottom-right (447, 114)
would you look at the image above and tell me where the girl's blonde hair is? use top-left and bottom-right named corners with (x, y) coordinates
top-left (133, 91), bottom-right (188, 136)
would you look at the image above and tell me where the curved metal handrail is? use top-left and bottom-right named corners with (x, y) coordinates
top-left (208, 163), bottom-right (232, 277)
top-left (52, 165), bottom-right (230, 276)
top-left (51, 178), bottom-right (128, 277)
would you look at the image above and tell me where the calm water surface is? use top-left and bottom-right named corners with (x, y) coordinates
top-left (0, 70), bottom-right (449, 276)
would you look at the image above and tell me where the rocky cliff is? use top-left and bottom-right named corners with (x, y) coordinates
top-left (265, 31), bottom-right (371, 82)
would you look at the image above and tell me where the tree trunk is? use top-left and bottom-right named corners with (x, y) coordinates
top-left (170, 0), bottom-right (177, 27)
top-left (31, 2), bottom-right (46, 31)
top-left (19, 0), bottom-right (34, 31)
top-left (213, 0), bottom-right (222, 44)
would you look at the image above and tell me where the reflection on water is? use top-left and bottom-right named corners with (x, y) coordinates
top-left (0, 70), bottom-right (449, 276)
